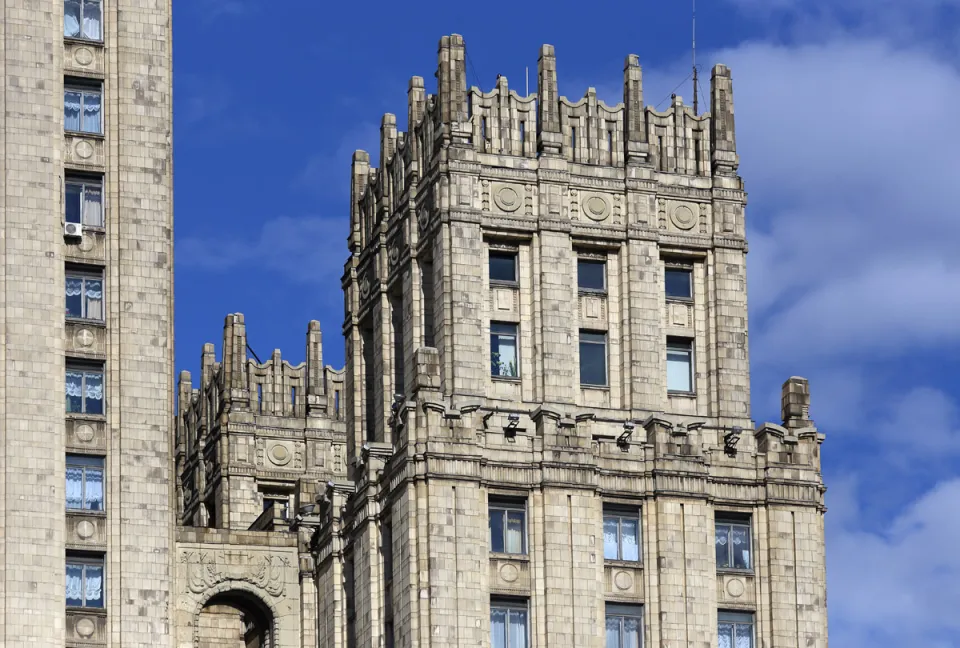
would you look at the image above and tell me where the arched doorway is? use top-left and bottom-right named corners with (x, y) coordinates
top-left (197, 590), bottom-right (274, 648)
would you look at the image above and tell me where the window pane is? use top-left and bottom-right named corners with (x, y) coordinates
top-left (84, 564), bottom-right (104, 607)
top-left (66, 277), bottom-right (84, 318)
top-left (82, 92), bottom-right (101, 134)
top-left (65, 91), bottom-right (82, 131)
top-left (732, 525), bottom-right (751, 569)
top-left (623, 616), bottom-right (641, 648)
top-left (85, 467), bottom-right (103, 511)
top-left (66, 371), bottom-right (84, 413)
top-left (65, 0), bottom-right (82, 37)
top-left (579, 333), bottom-right (607, 386)
top-left (491, 325), bottom-right (518, 378)
top-left (578, 259), bottom-right (605, 291)
top-left (665, 268), bottom-right (692, 299)
top-left (505, 510), bottom-right (524, 554)
top-left (508, 608), bottom-right (527, 648)
top-left (716, 524), bottom-right (730, 568)
top-left (84, 372), bottom-right (104, 415)
top-left (83, 185), bottom-right (103, 227)
top-left (84, 279), bottom-right (103, 320)
top-left (605, 616), bottom-right (621, 648)
top-left (620, 518), bottom-right (640, 561)
top-left (489, 509), bottom-right (504, 552)
top-left (491, 608), bottom-right (507, 648)
top-left (65, 183), bottom-right (83, 223)
top-left (490, 253), bottom-right (517, 282)
top-left (735, 623), bottom-right (754, 648)
top-left (66, 466), bottom-right (84, 509)
top-left (66, 564), bottom-right (84, 606)
top-left (82, 0), bottom-right (102, 40)
top-left (718, 622), bottom-right (734, 648)
top-left (603, 517), bottom-right (619, 560)
top-left (666, 345), bottom-right (692, 392)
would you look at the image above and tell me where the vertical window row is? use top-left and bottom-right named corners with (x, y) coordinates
top-left (665, 264), bottom-right (695, 394)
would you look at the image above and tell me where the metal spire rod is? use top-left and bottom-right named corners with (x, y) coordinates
top-left (693, 0), bottom-right (699, 115)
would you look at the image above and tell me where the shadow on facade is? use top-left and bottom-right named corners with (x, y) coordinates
top-left (197, 590), bottom-right (274, 648)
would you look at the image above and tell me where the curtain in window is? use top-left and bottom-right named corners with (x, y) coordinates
top-left (84, 373), bottom-right (103, 414)
top-left (84, 565), bottom-right (103, 607)
top-left (718, 623), bottom-right (734, 648)
top-left (64, 0), bottom-right (82, 37)
top-left (66, 371), bottom-right (84, 412)
top-left (735, 623), bottom-right (753, 648)
top-left (716, 525), bottom-right (730, 567)
top-left (86, 467), bottom-right (103, 510)
top-left (85, 279), bottom-right (103, 320)
top-left (83, 185), bottom-right (103, 227)
top-left (82, 0), bottom-right (102, 40)
top-left (66, 277), bottom-right (84, 318)
top-left (64, 91), bottom-right (82, 131)
top-left (605, 616), bottom-right (621, 648)
top-left (732, 526), bottom-right (750, 569)
top-left (66, 564), bottom-right (84, 606)
top-left (82, 92), bottom-right (101, 133)
top-left (66, 466), bottom-right (84, 509)
top-left (622, 617), bottom-right (641, 648)
top-left (491, 608), bottom-right (507, 648)
top-left (621, 519), bottom-right (639, 561)
top-left (603, 517), bottom-right (619, 560)
top-left (508, 609), bottom-right (527, 648)
top-left (666, 348), bottom-right (691, 391)
top-left (505, 511), bottom-right (523, 554)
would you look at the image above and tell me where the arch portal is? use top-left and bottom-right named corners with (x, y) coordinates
top-left (197, 590), bottom-right (274, 648)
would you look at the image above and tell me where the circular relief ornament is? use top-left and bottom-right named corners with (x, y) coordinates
top-left (76, 520), bottom-right (96, 540)
top-left (494, 186), bottom-right (521, 213)
top-left (359, 277), bottom-right (371, 299)
top-left (75, 140), bottom-right (94, 160)
top-left (614, 570), bottom-right (633, 591)
top-left (726, 578), bottom-right (745, 598)
top-left (671, 204), bottom-right (697, 230)
top-left (75, 617), bottom-right (96, 638)
top-left (584, 196), bottom-right (610, 222)
top-left (75, 424), bottom-right (95, 443)
top-left (499, 563), bottom-right (520, 583)
top-left (75, 328), bottom-right (95, 348)
top-left (268, 444), bottom-right (292, 466)
top-left (79, 235), bottom-right (95, 252)
top-left (74, 47), bottom-right (94, 67)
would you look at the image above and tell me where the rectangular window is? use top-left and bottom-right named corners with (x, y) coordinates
top-left (665, 267), bottom-right (692, 300)
top-left (65, 176), bottom-right (104, 228)
top-left (577, 258), bottom-right (606, 292)
top-left (716, 516), bottom-right (752, 570)
top-left (66, 364), bottom-right (104, 415)
top-left (489, 251), bottom-right (518, 284)
top-left (64, 0), bottom-right (102, 41)
top-left (66, 555), bottom-right (104, 608)
top-left (382, 520), bottom-right (393, 582)
top-left (491, 322), bottom-right (519, 378)
top-left (64, 84), bottom-right (103, 134)
top-left (491, 599), bottom-right (528, 648)
top-left (421, 259), bottom-right (435, 347)
top-left (579, 331), bottom-right (607, 387)
top-left (66, 454), bottom-right (104, 511)
top-left (603, 508), bottom-right (640, 562)
top-left (262, 492), bottom-right (290, 520)
top-left (605, 604), bottom-right (643, 648)
top-left (666, 339), bottom-right (693, 393)
top-left (489, 498), bottom-right (526, 554)
top-left (718, 611), bottom-right (754, 648)
top-left (65, 269), bottom-right (103, 321)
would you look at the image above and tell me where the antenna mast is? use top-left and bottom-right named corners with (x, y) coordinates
top-left (692, 0), bottom-right (699, 115)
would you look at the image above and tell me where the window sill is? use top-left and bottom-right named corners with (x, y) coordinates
top-left (66, 412), bottom-right (106, 422)
top-left (490, 280), bottom-right (519, 289)
top-left (64, 36), bottom-right (105, 47)
top-left (66, 606), bottom-right (106, 615)
top-left (667, 391), bottom-right (697, 399)
top-left (491, 375), bottom-right (521, 383)
top-left (65, 130), bottom-right (105, 140)
top-left (581, 384), bottom-right (609, 391)
top-left (66, 317), bottom-right (106, 327)
top-left (604, 559), bottom-right (643, 568)
top-left (578, 289), bottom-right (608, 297)
top-left (717, 568), bottom-right (755, 576)
top-left (67, 509), bottom-right (107, 518)
top-left (489, 552), bottom-right (529, 562)
top-left (665, 296), bottom-right (694, 304)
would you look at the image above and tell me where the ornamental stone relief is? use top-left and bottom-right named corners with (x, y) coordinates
top-left (180, 550), bottom-right (289, 598)
top-left (492, 183), bottom-right (522, 213)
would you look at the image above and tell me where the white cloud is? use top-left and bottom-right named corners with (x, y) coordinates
top-left (293, 122), bottom-right (381, 197)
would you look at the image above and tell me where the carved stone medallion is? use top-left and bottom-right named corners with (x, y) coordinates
top-left (583, 194), bottom-right (611, 222)
top-left (75, 424), bottom-right (95, 443)
top-left (75, 617), bottom-right (96, 638)
top-left (671, 204), bottom-right (697, 230)
top-left (74, 47), bottom-right (94, 67)
top-left (75, 140), bottom-right (94, 160)
top-left (614, 570), bottom-right (633, 590)
top-left (494, 185), bottom-right (522, 213)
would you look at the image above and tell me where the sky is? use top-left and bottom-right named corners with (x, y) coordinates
top-left (174, 1), bottom-right (960, 645)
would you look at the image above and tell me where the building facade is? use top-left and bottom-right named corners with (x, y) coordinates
top-left (0, 0), bottom-right (174, 646)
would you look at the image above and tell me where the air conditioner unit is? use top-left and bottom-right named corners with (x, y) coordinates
top-left (64, 222), bottom-right (83, 239)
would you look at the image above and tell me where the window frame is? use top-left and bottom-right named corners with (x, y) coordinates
top-left (65, 267), bottom-right (105, 322)
top-left (605, 603), bottom-right (644, 648)
top-left (666, 337), bottom-right (694, 394)
top-left (64, 0), bottom-right (104, 42)
top-left (579, 330), bottom-right (608, 387)
top-left (66, 553), bottom-right (105, 609)
top-left (488, 497), bottom-right (527, 555)
top-left (664, 264), bottom-right (693, 301)
top-left (66, 454), bottom-right (105, 512)
top-left (64, 175), bottom-right (104, 228)
top-left (715, 514), bottom-right (753, 572)
top-left (65, 363), bottom-right (105, 415)
top-left (577, 257), bottom-right (607, 293)
top-left (718, 611), bottom-right (754, 648)
top-left (64, 81), bottom-right (103, 135)
top-left (489, 249), bottom-right (519, 285)
top-left (490, 598), bottom-right (529, 648)
top-left (260, 490), bottom-right (291, 520)
top-left (603, 506), bottom-right (641, 562)
top-left (490, 322), bottom-right (520, 380)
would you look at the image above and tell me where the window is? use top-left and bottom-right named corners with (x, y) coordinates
top-left (718, 611), bottom-right (754, 648)
top-left (489, 499), bottom-right (526, 554)
top-left (64, 84), bottom-right (102, 134)
top-left (66, 555), bottom-right (104, 608)
top-left (579, 331), bottom-right (607, 387)
top-left (603, 508), bottom-right (640, 561)
top-left (491, 599), bottom-right (528, 648)
top-left (665, 267), bottom-right (692, 300)
top-left (577, 258), bottom-right (606, 292)
top-left (66, 270), bottom-right (103, 321)
top-left (262, 492), bottom-right (290, 520)
top-left (381, 520), bottom-right (393, 582)
top-left (66, 365), bottom-right (104, 415)
top-left (64, 0), bottom-right (102, 41)
top-left (489, 251), bottom-right (518, 284)
top-left (491, 323), bottom-right (519, 378)
top-left (666, 339), bottom-right (693, 393)
top-left (65, 176), bottom-right (104, 228)
top-left (716, 516), bottom-right (752, 570)
top-left (66, 454), bottom-right (104, 511)
top-left (605, 604), bottom-right (643, 648)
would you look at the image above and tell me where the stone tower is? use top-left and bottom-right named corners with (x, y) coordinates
top-left (325, 35), bottom-right (828, 648)
top-left (0, 1), bottom-right (174, 646)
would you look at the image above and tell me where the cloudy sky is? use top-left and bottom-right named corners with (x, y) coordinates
top-left (174, 1), bottom-right (960, 644)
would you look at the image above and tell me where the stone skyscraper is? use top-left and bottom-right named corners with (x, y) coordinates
top-left (0, 1), bottom-right (173, 645)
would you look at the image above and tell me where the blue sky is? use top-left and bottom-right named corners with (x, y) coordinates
top-left (174, 1), bottom-right (960, 644)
